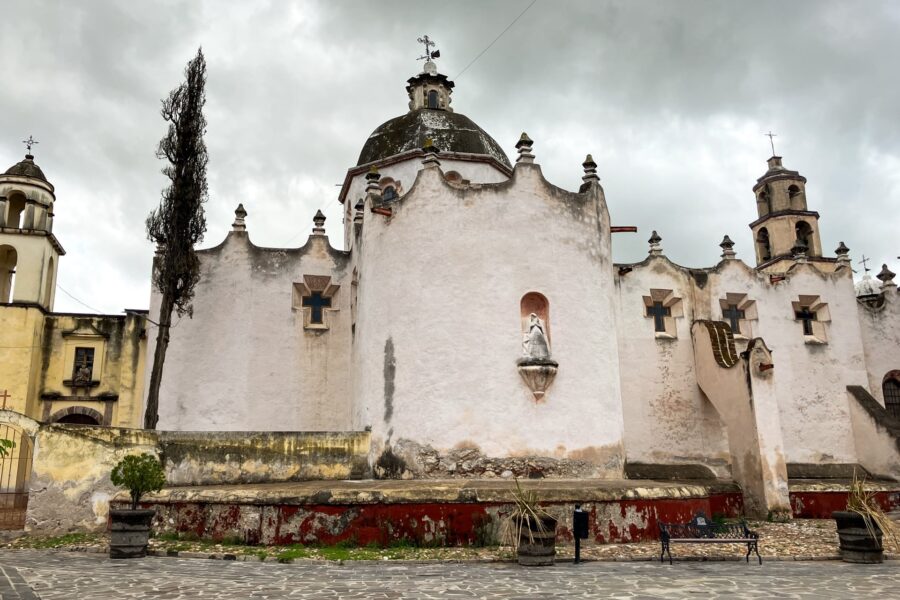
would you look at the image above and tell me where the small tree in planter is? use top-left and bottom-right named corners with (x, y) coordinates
top-left (501, 478), bottom-right (558, 566)
top-left (833, 471), bottom-right (899, 563)
top-left (109, 453), bottom-right (166, 559)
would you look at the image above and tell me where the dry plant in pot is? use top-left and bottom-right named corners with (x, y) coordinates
top-left (832, 471), bottom-right (899, 564)
top-left (501, 478), bottom-right (558, 566)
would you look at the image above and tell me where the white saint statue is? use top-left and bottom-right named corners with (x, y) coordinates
top-left (523, 313), bottom-right (551, 360)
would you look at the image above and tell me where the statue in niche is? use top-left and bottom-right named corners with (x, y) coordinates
top-left (523, 313), bottom-right (551, 360)
top-left (73, 365), bottom-right (92, 387)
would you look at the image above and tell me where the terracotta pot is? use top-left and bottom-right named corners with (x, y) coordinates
top-left (516, 515), bottom-right (558, 566)
top-left (109, 509), bottom-right (155, 559)
top-left (833, 510), bottom-right (883, 564)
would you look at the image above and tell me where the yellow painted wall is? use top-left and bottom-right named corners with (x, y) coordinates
top-left (0, 306), bottom-right (147, 427)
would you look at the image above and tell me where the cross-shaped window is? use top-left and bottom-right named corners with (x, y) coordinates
top-left (301, 291), bottom-right (332, 325)
top-left (722, 304), bottom-right (745, 335)
top-left (794, 306), bottom-right (817, 336)
top-left (646, 301), bottom-right (671, 333)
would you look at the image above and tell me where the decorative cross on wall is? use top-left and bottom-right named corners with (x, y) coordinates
top-left (301, 291), bottom-right (332, 325)
top-left (0, 389), bottom-right (10, 409)
top-left (794, 307), bottom-right (817, 336)
top-left (646, 301), bottom-right (671, 333)
top-left (722, 304), bottom-right (745, 335)
top-left (293, 275), bottom-right (340, 329)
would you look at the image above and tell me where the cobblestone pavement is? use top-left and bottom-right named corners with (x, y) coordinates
top-left (1, 550), bottom-right (899, 599)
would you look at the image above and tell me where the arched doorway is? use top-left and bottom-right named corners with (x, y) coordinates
top-left (0, 422), bottom-right (34, 530)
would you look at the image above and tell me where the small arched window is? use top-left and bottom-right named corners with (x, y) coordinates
top-left (757, 228), bottom-right (771, 261)
top-left (884, 373), bottom-right (900, 419)
top-left (758, 188), bottom-right (771, 213)
top-left (427, 90), bottom-right (439, 109)
top-left (6, 193), bottom-right (26, 229)
top-left (795, 221), bottom-right (813, 249)
top-left (382, 186), bottom-right (397, 201)
top-left (0, 244), bottom-right (17, 303)
top-left (788, 185), bottom-right (800, 198)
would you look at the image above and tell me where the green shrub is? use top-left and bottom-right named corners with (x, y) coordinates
top-left (0, 438), bottom-right (14, 459)
top-left (110, 453), bottom-right (166, 510)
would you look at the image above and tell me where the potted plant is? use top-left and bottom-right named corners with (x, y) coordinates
top-left (501, 478), bottom-right (558, 566)
top-left (109, 453), bottom-right (166, 559)
top-left (833, 471), bottom-right (899, 563)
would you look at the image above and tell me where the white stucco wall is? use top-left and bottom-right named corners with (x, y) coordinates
top-left (615, 257), bottom-right (732, 474)
top-left (149, 231), bottom-right (354, 431)
top-left (342, 156), bottom-right (510, 249)
top-left (857, 287), bottom-right (900, 404)
top-left (352, 159), bottom-right (625, 475)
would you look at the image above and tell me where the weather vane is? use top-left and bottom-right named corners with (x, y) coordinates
top-left (22, 135), bottom-right (38, 154)
top-left (417, 35), bottom-right (440, 61)
top-left (764, 131), bottom-right (777, 156)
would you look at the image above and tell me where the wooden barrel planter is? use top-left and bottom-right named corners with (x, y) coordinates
top-left (517, 515), bottom-right (558, 566)
top-left (109, 509), bottom-right (155, 559)
top-left (833, 510), bottom-right (883, 564)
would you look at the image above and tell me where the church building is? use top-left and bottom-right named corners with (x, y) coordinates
top-left (142, 53), bottom-right (900, 518)
top-left (0, 146), bottom-right (147, 429)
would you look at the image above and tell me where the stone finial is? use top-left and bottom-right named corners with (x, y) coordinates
top-left (582, 154), bottom-right (599, 183)
top-left (877, 264), bottom-right (897, 289)
top-left (312, 209), bottom-right (326, 234)
top-left (422, 138), bottom-right (441, 168)
top-left (515, 132), bottom-right (535, 164)
top-left (648, 230), bottom-right (663, 256)
top-left (232, 203), bottom-right (247, 231)
top-left (791, 237), bottom-right (808, 262)
top-left (365, 167), bottom-right (381, 194)
top-left (835, 241), bottom-right (850, 263)
top-left (719, 235), bottom-right (736, 260)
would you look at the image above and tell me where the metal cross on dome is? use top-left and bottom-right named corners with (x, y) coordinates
top-left (417, 35), bottom-right (440, 61)
top-left (22, 135), bottom-right (38, 154)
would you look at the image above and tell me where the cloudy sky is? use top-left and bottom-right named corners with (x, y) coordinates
top-left (3, 0), bottom-right (898, 314)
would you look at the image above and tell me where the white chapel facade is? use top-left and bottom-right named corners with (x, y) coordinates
top-left (147, 55), bottom-right (900, 517)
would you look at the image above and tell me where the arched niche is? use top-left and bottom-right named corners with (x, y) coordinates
top-left (520, 292), bottom-right (550, 345)
top-left (0, 244), bottom-right (17, 302)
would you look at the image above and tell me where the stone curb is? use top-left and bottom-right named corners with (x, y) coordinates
top-left (19, 546), bottom-right (900, 564)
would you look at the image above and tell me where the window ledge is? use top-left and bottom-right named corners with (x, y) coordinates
top-left (654, 332), bottom-right (677, 341)
top-left (803, 335), bottom-right (827, 345)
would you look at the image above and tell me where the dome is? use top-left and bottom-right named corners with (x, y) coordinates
top-left (4, 154), bottom-right (48, 183)
top-left (855, 273), bottom-right (882, 297)
top-left (357, 109), bottom-right (511, 168)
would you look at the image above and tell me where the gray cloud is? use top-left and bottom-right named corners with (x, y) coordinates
top-left (2, 0), bottom-right (897, 313)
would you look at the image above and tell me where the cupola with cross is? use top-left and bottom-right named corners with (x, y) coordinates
top-left (0, 137), bottom-right (64, 308)
top-left (748, 145), bottom-right (822, 268)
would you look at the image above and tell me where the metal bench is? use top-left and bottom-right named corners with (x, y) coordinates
top-left (658, 512), bottom-right (761, 564)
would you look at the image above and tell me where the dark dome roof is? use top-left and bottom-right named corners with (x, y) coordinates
top-left (4, 154), bottom-right (48, 182)
top-left (357, 109), bottom-right (511, 168)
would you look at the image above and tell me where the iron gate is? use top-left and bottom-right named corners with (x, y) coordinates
top-left (0, 423), bottom-right (33, 530)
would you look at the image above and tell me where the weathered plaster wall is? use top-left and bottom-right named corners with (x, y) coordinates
top-left (149, 231), bottom-right (354, 431)
top-left (617, 253), bottom-right (868, 471)
top-left (27, 424), bottom-right (158, 533)
top-left (38, 313), bottom-right (146, 427)
top-left (615, 257), bottom-right (731, 474)
top-left (857, 288), bottom-right (900, 404)
top-left (353, 159), bottom-right (625, 477)
top-left (341, 156), bottom-right (509, 249)
top-left (24, 424), bottom-right (371, 534)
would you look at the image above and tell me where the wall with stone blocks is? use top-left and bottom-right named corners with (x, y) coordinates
top-left (24, 424), bottom-right (370, 534)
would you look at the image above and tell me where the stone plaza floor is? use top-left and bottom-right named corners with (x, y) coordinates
top-left (1, 550), bottom-right (899, 599)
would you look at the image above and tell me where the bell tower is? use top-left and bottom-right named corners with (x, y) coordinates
top-left (749, 155), bottom-right (822, 269)
top-left (0, 143), bottom-right (64, 309)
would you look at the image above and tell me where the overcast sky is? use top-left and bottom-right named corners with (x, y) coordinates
top-left (3, 0), bottom-right (898, 314)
